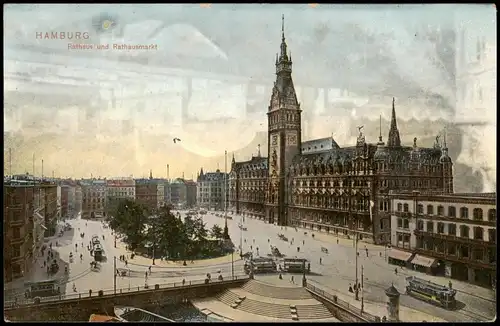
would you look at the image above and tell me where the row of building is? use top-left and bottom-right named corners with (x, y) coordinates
top-left (2, 173), bottom-right (204, 283)
top-left (78, 173), bottom-right (198, 219)
top-left (227, 19), bottom-right (496, 288)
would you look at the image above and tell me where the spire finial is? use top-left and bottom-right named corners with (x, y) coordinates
top-left (257, 144), bottom-right (261, 157)
top-left (378, 115), bottom-right (383, 142)
top-left (282, 14), bottom-right (285, 41)
top-left (443, 128), bottom-right (447, 148)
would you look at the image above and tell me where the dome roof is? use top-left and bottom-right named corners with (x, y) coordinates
top-left (374, 145), bottom-right (388, 160)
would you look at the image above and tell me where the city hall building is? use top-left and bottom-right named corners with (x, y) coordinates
top-left (229, 17), bottom-right (453, 245)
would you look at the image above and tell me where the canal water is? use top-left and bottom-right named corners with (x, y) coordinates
top-left (154, 302), bottom-right (223, 322)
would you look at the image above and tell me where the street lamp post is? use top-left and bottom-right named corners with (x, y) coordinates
top-left (355, 231), bottom-right (359, 301)
top-left (231, 249), bottom-right (234, 279)
top-left (113, 256), bottom-right (117, 295)
top-left (361, 265), bottom-right (365, 312)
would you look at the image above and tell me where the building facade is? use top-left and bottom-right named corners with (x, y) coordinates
top-left (230, 17), bottom-right (453, 245)
top-left (389, 191), bottom-right (496, 288)
top-left (3, 176), bottom-right (58, 282)
top-left (170, 178), bottom-right (197, 209)
top-left (4, 182), bottom-right (35, 282)
top-left (185, 180), bottom-right (197, 208)
top-left (106, 178), bottom-right (135, 216)
top-left (61, 185), bottom-right (69, 219)
top-left (81, 179), bottom-right (107, 219)
top-left (197, 168), bottom-right (228, 210)
top-left (135, 179), bottom-right (158, 211)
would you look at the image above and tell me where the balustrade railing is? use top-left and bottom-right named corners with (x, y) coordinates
top-left (305, 281), bottom-right (380, 322)
top-left (5, 275), bottom-right (249, 308)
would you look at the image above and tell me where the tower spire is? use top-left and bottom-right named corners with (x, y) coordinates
top-left (377, 115), bottom-right (384, 145)
top-left (282, 14), bottom-right (285, 42)
top-left (279, 14), bottom-right (288, 61)
top-left (387, 97), bottom-right (401, 147)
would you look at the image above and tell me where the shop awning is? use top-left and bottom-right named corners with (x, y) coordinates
top-left (388, 248), bottom-right (413, 262)
top-left (411, 254), bottom-right (437, 268)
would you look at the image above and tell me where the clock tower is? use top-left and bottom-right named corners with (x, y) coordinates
top-left (266, 15), bottom-right (302, 226)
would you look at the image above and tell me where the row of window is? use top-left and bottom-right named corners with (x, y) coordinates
top-left (291, 195), bottom-right (369, 211)
top-left (415, 237), bottom-right (496, 263)
top-left (397, 203), bottom-right (496, 221)
top-left (409, 218), bottom-right (496, 242)
top-left (380, 179), bottom-right (443, 189)
top-left (378, 163), bottom-right (443, 173)
top-left (83, 199), bottom-right (105, 203)
top-left (292, 179), bottom-right (370, 188)
top-left (235, 172), bottom-right (267, 179)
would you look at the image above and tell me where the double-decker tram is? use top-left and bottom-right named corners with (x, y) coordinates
top-left (405, 276), bottom-right (457, 309)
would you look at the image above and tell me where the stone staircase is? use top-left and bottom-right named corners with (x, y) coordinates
top-left (241, 280), bottom-right (312, 300)
top-left (296, 304), bottom-right (334, 319)
top-left (216, 289), bottom-right (335, 320)
top-left (237, 297), bottom-right (293, 319)
top-left (216, 290), bottom-right (241, 306)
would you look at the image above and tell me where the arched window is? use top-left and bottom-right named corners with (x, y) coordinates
top-left (427, 205), bottom-right (434, 215)
top-left (397, 203), bottom-right (403, 212)
top-left (460, 225), bottom-right (470, 238)
top-left (473, 227), bottom-right (484, 240)
top-left (448, 206), bottom-right (456, 218)
top-left (460, 207), bottom-right (469, 219)
top-left (437, 205), bottom-right (444, 216)
top-left (473, 208), bottom-right (483, 221)
top-left (417, 204), bottom-right (424, 214)
top-left (488, 209), bottom-right (496, 222)
top-left (403, 203), bottom-right (409, 212)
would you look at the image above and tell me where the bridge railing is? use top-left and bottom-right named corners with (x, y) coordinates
top-left (306, 281), bottom-right (380, 322)
top-left (4, 274), bottom-right (249, 309)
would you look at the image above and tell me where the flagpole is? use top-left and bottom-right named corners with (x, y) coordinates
top-left (223, 150), bottom-right (229, 239)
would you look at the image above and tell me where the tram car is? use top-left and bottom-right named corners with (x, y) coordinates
top-left (405, 276), bottom-right (457, 309)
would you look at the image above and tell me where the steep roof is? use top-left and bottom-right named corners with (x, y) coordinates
top-left (233, 156), bottom-right (268, 172)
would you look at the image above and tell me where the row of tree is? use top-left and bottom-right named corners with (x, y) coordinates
top-left (107, 199), bottom-right (228, 260)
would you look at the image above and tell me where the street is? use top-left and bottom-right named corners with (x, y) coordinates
top-left (200, 211), bottom-right (496, 322)
top-left (8, 210), bottom-right (494, 322)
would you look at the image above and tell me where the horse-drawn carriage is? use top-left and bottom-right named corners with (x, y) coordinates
top-left (321, 247), bottom-right (329, 254)
top-left (271, 246), bottom-right (284, 258)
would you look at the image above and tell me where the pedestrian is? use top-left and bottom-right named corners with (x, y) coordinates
top-left (349, 284), bottom-right (353, 293)
top-left (394, 267), bottom-right (398, 275)
top-left (250, 245), bottom-right (253, 250)
top-left (303, 240), bottom-right (305, 245)
top-left (354, 283), bottom-right (357, 292)
top-left (379, 252), bottom-right (382, 257)
top-left (448, 281), bottom-right (452, 289)
top-left (366, 248), bottom-right (369, 257)
top-left (319, 257), bottom-right (322, 265)
top-left (291, 276), bottom-right (294, 284)
top-left (253, 239), bottom-right (255, 244)
top-left (145, 271), bottom-right (148, 279)
top-left (125, 260), bottom-right (128, 267)
top-left (337, 239), bottom-right (339, 244)
top-left (148, 266), bottom-right (152, 274)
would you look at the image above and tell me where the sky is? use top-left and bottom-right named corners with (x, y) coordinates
top-left (3, 4), bottom-right (497, 191)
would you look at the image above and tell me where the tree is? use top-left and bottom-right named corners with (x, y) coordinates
top-left (107, 199), bottom-right (149, 251)
top-left (153, 205), bottom-right (186, 260)
top-left (210, 224), bottom-right (224, 240)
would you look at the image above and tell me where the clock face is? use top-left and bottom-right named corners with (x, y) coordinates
top-left (272, 134), bottom-right (278, 146)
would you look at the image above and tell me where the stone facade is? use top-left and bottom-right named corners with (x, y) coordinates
top-left (230, 17), bottom-right (454, 245)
